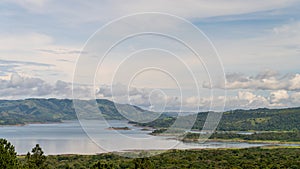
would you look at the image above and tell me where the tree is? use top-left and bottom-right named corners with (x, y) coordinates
top-left (0, 139), bottom-right (18, 169)
top-left (92, 161), bottom-right (114, 169)
top-left (25, 144), bottom-right (47, 169)
top-left (133, 158), bottom-right (154, 169)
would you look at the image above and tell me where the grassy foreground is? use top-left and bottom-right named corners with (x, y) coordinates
top-left (18, 147), bottom-right (300, 169)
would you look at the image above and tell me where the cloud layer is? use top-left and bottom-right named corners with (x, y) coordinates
top-left (204, 70), bottom-right (300, 91)
top-left (6, 0), bottom-right (297, 23)
top-left (1, 73), bottom-right (300, 111)
top-left (0, 73), bottom-right (71, 99)
top-left (1, 1), bottom-right (300, 111)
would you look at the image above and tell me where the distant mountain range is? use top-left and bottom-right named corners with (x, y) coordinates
top-left (131, 107), bottom-right (300, 131)
top-left (1, 99), bottom-right (300, 131)
top-left (0, 98), bottom-right (153, 125)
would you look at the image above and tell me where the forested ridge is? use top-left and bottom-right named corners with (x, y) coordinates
top-left (0, 99), bottom-right (138, 125)
top-left (132, 107), bottom-right (300, 131)
top-left (1, 99), bottom-right (300, 132)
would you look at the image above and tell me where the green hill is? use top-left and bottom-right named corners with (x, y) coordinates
top-left (0, 98), bottom-right (155, 125)
top-left (132, 107), bottom-right (300, 131)
top-left (1, 98), bottom-right (300, 131)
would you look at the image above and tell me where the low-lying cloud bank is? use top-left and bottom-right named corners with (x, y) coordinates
top-left (204, 70), bottom-right (300, 91)
top-left (1, 73), bottom-right (300, 111)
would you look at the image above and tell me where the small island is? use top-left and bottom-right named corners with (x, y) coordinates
top-left (107, 126), bottom-right (131, 130)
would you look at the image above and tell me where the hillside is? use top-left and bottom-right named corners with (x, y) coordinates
top-left (0, 98), bottom-right (153, 125)
top-left (131, 107), bottom-right (300, 131)
top-left (1, 99), bottom-right (300, 131)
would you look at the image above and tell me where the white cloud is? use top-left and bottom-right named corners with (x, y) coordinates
top-left (0, 73), bottom-right (91, 99)
top-left (2, 1), bottom-right (299, 84)
top-left (269, 90), bottom-right (289, 105)
top-left (289, 74), bottom-right (300, 90)
top-left (0, 32), bottom-right (80, 83)
top-left (238, 91), bottom-right (256, 102)
top-left (1, 1), bottom-right (300, 111)
top-left (2, 73), bottom-right (300, 110)
top-left (204, 70), bottom-right (300, 91)
top-left (236, 91), bottom-right (269, 108)
top-left (96, 82), bottom-right (300, 111)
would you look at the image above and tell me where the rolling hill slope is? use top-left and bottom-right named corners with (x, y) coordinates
top-left (0, 98), bottom-right (152, 125)
top-left (131, 107), bottom-right (300, 131)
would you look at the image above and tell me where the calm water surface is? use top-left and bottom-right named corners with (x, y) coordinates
top-left (0, 120), bottom-right (296, 155)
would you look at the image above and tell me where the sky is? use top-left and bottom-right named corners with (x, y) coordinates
top-left (1, 0), bottom-right (300, 111)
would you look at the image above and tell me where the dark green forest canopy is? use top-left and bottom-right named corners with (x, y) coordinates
top-left (2, 138), bottom-right (300, 168)
top-left (37, 148), bottom-right (300, 169)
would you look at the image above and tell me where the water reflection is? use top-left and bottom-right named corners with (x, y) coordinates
top-left (0, 121), bottom-right (298, 155)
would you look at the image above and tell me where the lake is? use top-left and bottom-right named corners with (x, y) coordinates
top-left (0, 120), bottom-right (297, 155)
